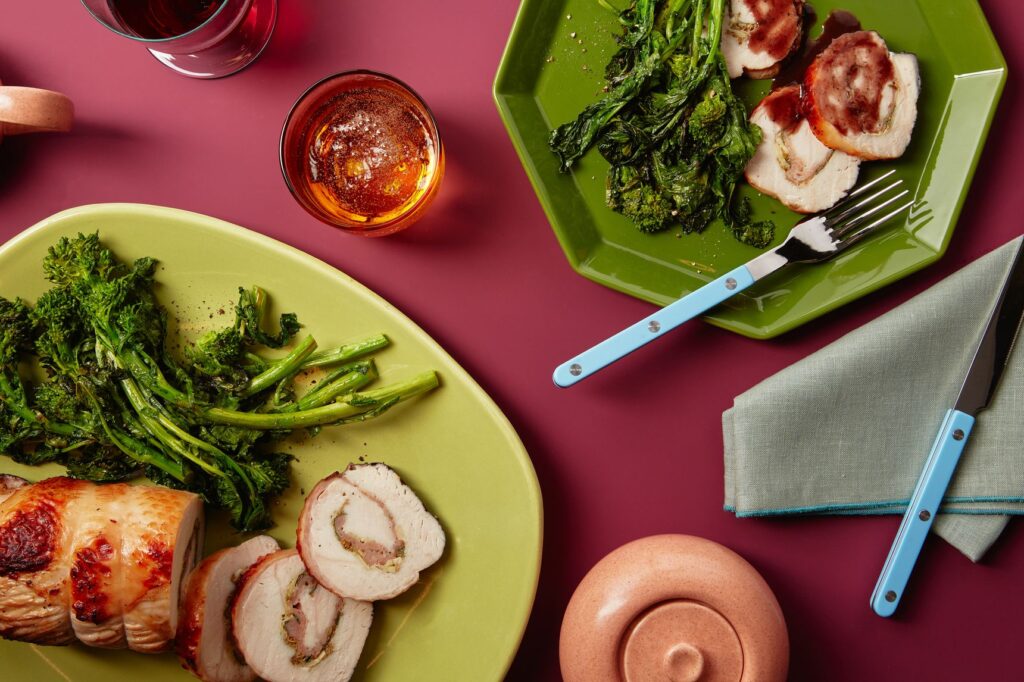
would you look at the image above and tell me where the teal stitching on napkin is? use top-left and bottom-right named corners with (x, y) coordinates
top-left (723, 237), bottom-right (1024, 562)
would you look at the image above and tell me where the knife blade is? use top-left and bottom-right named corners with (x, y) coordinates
top-left (871, 240), bottom-right (1024, 617)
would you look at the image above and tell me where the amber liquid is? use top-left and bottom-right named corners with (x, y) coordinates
top-left (108, 0), bottom-right (225, 39)
top-left (297, 85), bottom-right (439, 227)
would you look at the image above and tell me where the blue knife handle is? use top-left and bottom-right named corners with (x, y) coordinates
top-left (552, 265), bottom-right (755, 387)
top-left (871, 409), bottom-right (976, 617)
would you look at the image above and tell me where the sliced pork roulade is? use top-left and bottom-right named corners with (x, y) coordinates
top-left (120, 484), bottom-right (204, 653)
top-left (297, 464), bottom-right (445, 602)
top-left (804, 30), bottom-right (919, 160)
top-left (178, 535), bottom-right (280, 682)
top-left (745, 85), bottom-right (860, 213)
top-left (722, 0), bottom-right (804, 79)
top-left (231, 549), bottom-right (372, 682)
top-left (0, 477), bottom-right (88, 645)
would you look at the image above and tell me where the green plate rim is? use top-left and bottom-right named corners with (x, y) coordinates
top-left (493, 0), bottom-right (1008, 339)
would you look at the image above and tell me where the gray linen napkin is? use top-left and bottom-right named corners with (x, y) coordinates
top-left (723, 237), bottom-right (1024, 562)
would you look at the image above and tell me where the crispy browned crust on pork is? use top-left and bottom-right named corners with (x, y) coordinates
top-left (0, 477), bottom-right (90, 645)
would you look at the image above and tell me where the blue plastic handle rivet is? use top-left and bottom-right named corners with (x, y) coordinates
top-left (885, 591), bottom-right (897, 602)
top-left (725, 278), bottom-right (737, 290)
top-left (569, 363), bottom-right (582, 377)
top-left (953, 429), bottom-right (965, 441)
top-left (919, 510), bottom-right (931, 521)
top-left (648, 321), bottom-right (661, 333)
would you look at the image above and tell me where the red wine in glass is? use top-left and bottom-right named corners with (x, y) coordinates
top-left (84, 0), bottom-right (277, 78)
top-left (107, 0), bottom-right (225, 40)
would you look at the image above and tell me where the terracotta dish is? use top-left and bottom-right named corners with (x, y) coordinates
top-left (0, 78), bottom-right (73, 140)
top-left (560, 534), bottom-right (788, 682)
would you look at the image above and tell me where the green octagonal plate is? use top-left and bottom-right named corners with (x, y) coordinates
top-left (494, 0), bottom-right (1006, 338)
top-left (0, 204), bottom-right (542, 681)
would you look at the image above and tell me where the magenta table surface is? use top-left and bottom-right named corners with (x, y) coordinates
top-left (2, 1), bottom-right (1023, 680)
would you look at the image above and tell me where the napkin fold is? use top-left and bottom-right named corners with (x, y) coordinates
top-left (723, 237), bottom-right (1024, 561)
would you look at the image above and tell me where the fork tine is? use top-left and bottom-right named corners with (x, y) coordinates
top-left (826, 180), bottom-right (904, 229)
top-left (837, 200), bottom-right (914, 249)
top-left (821, 169), bottom-right (898, 219)
top-left (832, 188), bottom-right (910, 239)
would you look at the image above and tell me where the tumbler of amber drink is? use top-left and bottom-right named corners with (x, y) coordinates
top-left (280, 71), bottom-right (445, 236)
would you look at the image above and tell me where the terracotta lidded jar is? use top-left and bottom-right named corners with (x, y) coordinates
top-left (0, 78), bottom-right (73, 142)
top-left (560, 534), bottom-right (789, 682)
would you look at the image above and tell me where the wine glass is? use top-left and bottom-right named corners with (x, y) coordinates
top-left (80, 0), bottom-right (277, 79)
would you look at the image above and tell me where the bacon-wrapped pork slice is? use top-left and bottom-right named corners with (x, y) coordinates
top-left (231, 549), bottom-right (372, 682)
top-left (745, 85), bottom-right (860, 213)
top-left (178, 535), bottom-right (280, 682)
top-left (804, 31), bottom-right (919, 160)
top-left (722, 0), bottom-right (804, 79)
top-left (297, 464), bottom-right (445, 602)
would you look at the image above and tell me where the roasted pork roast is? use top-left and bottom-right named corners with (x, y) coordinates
top-left (0, 477), bottom-right (204, 652)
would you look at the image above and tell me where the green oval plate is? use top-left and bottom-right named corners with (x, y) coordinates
top-left (494, 0), bottom-right (1006, 338)
top-left (0, 204), bottom-right (542, 681)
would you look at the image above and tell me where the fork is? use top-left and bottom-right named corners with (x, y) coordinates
top-left (552, 170), bottom-right (913, 387)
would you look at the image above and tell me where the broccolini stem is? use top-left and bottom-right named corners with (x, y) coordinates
top-left (272, 334), bottom-right (389, 370)
top-left (299, 360), bottom-right (373, 400)
top-left (203, 371), bottom-right (439, 430)
top-left (78, 382), bottom-right (187, 482)
top-left (243, 335), bottom-right (317, 397)
top-left (154, 410), bottom-right (259, 506)
top-left (104, 427), bottom-right (186, 481)
top-left (690, 0), bottom-right (705, 69)
top-left (118, 375), bottom-right (226, 479)
top-left (293, 363), bottom-right (376, 411)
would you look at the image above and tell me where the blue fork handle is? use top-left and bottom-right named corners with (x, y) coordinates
top-left (870, 409), bottom-right (976, 617)
top-left (552, 265), bottom-right (755, 387)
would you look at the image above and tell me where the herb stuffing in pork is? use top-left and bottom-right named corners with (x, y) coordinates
top-left (230, 549), bottom-right (372, 682)
top-left (297, 464), bottom-right (445, 602)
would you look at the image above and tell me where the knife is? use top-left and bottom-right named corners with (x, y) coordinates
top-left (870, 241), bottom-right (1024, 617)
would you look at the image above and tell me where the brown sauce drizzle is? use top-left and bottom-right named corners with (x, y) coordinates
top-left (807, 30), bottom-right (895, 135)
top-left (772, 9), bottom-right (861, 90)
top-left (745, 0), bottom-right (803, 59)
top-left (761, 85), bottom-right (804, 130)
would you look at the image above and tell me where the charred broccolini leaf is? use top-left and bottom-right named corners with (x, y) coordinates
top-left (0, 233), bottom-right (439, 531)
top-left (549, 0), bottom-right (774, 247)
